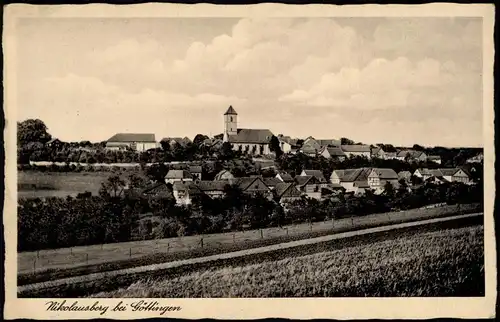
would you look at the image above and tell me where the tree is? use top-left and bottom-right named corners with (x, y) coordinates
top-left (269, 135), bottom-right (283, 158)
top-left (383, 181), bottom-right (395, 197)
top-left (17, 119), bottom-right (52, 146)
top-left (160, 139), bottom-right (171, 152)
top-left (341, 137), bottom-right (354, 145)
top-left (220, 142), bottom-right (234, 160)
top-left (193, 134), bottom-right (209, 146)
top-left (413, 144), bottom-right (425, 151)
top-left (99, 175), bottom-right (127, 198)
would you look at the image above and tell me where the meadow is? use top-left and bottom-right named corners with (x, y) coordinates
top-left (17, 171), bottom-right (110, 198)
top-left (92, 224), bottom-right (484, 298)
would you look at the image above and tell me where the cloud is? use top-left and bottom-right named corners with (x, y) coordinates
top-left (17, 17), bottom-right (484, 146)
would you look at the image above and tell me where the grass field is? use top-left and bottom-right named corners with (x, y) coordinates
top-left (17, 171), bottom-right (110, 198)
top-left (92, 224), bottom-right (484, 298)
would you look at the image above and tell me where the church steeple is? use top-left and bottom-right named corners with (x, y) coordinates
top-left (224, 105), bottom-right (237, 115)
top-left (223, 105), bottom-right (238, 141)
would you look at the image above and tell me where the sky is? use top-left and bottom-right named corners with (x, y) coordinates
top-left (16, 17), bottom-right (483, 147)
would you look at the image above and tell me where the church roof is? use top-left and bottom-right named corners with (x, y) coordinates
top-left (224, 105), bottom-right (238, 115)
top-left (226, 129), bottom-right (274, 144)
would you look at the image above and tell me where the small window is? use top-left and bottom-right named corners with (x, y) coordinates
top-left (230, 116), bottom-right (233, 122)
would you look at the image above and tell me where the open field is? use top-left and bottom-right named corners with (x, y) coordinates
top-left (18, 203), bottom-right (481, 285)
top-left (17, 171), bottom-right (110, 198)
top-left (93, 224), bottom-right (484, 298)
top-left (18, 213), bottom-right (482, 298)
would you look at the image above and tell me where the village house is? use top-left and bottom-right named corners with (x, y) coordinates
top-left (414, 168), bottom-right (472, 184)
top-left (196, 180), bottom-right (229, 199)
top-left (300, 137), bottom-right (341, 157)
top-left (384, 152), bottom-right (398, 159)
top-left (214, 169), bottom-right (235, 181)
top-left (427, 155), bottom-right (442, 164)
top-left (274, 182), bottom-right (303, 204)
top-left (299, 170), bottom-right (329, 188)
top-left (105, 133), bottom-right (158, 152)
top-left (367, 168), bottom-right (399, 192)
top-left (294, 175), bottom-right (321, 199)
top-left (341, 145), bottom-right (372, 159)
top-left (330, 167), bottom-right (373, 194)
top-left (396, 150), bottom-right (428, 162)
top-left (235, 176), bottom-right (273, 198)
top-left (370, 146), bottom-right (386, 159)
top-left (278, 135), bottom-right (301, 154)
top-left (263, 177), bottom-right (282, 190)
top-left (162, 137), bottom-right (192, 148)
top-left (165, 169), bottom-right (194, 184)
top-left (189, 165), bottom-right (202, 180)
top-left (141, 182), bottom-right (172, 199)
top-left (222, 106), bottom-right (273, 155)
top-left (276, 171), bottom-right (294, 183)
top-left (466, 153), bottom-right (484, 163)
top-left (172, 182), bottom-right (202, 205)
top-left (319, 146), bottom-right (346, 161)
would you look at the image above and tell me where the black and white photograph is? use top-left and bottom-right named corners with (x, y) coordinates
top-left (3, 3), bottom-right (495, 320)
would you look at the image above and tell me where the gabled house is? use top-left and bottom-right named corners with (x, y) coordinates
top-left (370, 147), bottom-right (386, 159)
top-left (141, 182), bottom-right (173, 199)
top-left (235, 177), bottom-right (273, 198)
top-left (278, 135), bottom-right (301, 154)
top-left (299, 170), bottom-right (328, 188)
top-left (396, 150), bottom-right (427, 162)
top-left (189, 165), bottom-right (203, 180)
top-left (319, 146), bottom-right (346, 161)
top-left (300, 137), bottom-right (341, 156)
top-left (330, 167), bottom-right (373, 193)
top-left (414, 168), bottom-right (442, 181)
top-left (466, 153), bottom-right (483, 164)
top-left (162, 137), bottom-right (192, 147)
top-left (274, 182), bottom-right (303, 204)
top-left (165, 170), bottom-right (194, 184)
top-left (367, 168), bottom-right (399, 191)
top-left (172, 182), bottom-right (202, 205)
top-left (384, 152), bottom-right (398, 159)
top-left (196, 180), bottom-right (229, 199)
top-left (414, 168), bottom-right (472, 184)
top-left (341, 145), bottom-right (372, 159)
top-left (106, 133), bottom-right (158, 152)
top-left (294, 175), bottom-right (321, 199)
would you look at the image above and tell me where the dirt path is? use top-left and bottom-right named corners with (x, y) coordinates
top-left (18, 212), bottom-right (482, 294)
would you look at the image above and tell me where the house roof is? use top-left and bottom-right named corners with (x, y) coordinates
top-left (371, 147), bottom-right (382, 154)
top-left (322, 146), bottom-right (346, 157)
top-left (301, 145), bottom-right (318, 154)
top-left (196, 180), bottom-right (229, 191)
top-left (162, 137), bottom-right (191, 146)
top-left (214, 170), bottom-right (235, 180)
top-left (438, 168), bottom-right (460, 176)
top-left (341, 145), bottom-right (371, 153)
top-left (263, 177), bottom-right (282, 187)
top-left (370, 168), bottom-right (398, 180)
top-left (317, 139), bottom-right (341, 147)
top-left (189, 165), bottom-right (202, 173)
top-left (276, 172), bottom-right (294, 182)
top-left (427, 155), bottom-right (441, 160)
top-left (224, 105), bottom-right (238, 115)
top-left (397, 150), bottom-right (425, 158)
top-left (354, 181), bottom-right (370, 188)
top-left (275, 182), bottom-right (302, 198)
top-left (294, 175), bottom-right (317, 186)
top-left (226, 129), bottom-right (274, 144)
top-left (332, 167), bottom-right (372, 182)
top-left (172, 181), bottom-right (202, 194)
top-left (165, 170), bottom-right (193, 180)
top-left (235, 177), bottom-right (270, 192)
top-left (107, 133), bottom-right (156, 143)
top-left (302, 170), bottom-right (327, 182)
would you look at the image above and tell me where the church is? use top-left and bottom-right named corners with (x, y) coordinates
top-left (222, 106), bottom-right (274, 155)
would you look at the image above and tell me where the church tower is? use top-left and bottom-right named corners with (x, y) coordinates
top-left (223, 105), bottom-right (238, 141)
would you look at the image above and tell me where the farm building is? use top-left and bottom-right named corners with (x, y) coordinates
top-left (341, 145), bottom-right (372, 159)
top-left (106, 133), bottom-right (158, 152)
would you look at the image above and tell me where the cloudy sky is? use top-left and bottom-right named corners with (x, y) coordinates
top-left (16, 17), bottom-right (483, 147)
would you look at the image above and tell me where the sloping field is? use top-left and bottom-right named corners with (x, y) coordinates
top-left (18, 203), bottom-right (481, 285)
top-left (17, 171), bottom-right (110, 198)
top-left (94, 223), bottom-right (484, 298)
top-left (18, 212), bottom-right (482, 298)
